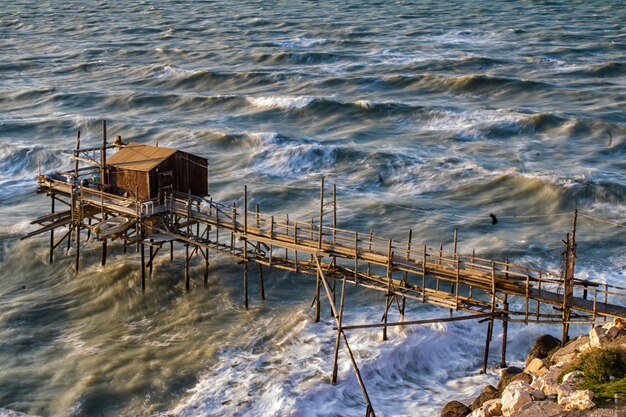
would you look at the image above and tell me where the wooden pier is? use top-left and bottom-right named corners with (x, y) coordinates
top-left (22, 124), bottom-right (626, 416)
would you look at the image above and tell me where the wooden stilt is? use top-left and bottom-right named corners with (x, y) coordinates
top-left (204, 247), bottom-right (209, 289)
top-left (101, 120), bottom-right (108, 267)
top-left (401, 229), bottom-right (412, 319)
top-left (500, 294), bottom-right (509, 368)
top-left (170, 240), bottom-right (173, 262)
top-left (244, 259), bottom-right (249, 309)
top-left (383, 239), bottom-right (392, 341)
top-left (332, 275), bottom-right (347, 384)
top-left (482, 262), bottom-right (497, 373)
top-left (185, 243), bottom-right (190, 292)
top-left (318, 176), bottom-right (324, 249)
top-left (141, 240), bottom-right (146, 293)
top-left (332, 182), bottom-right (337, 245)
top-left (149, 241), bottom-right (154, 280)
top-left (258, 264), bottom-right (265, 300)
top-left (75, 214), bottom-right (80, 273)
top-left (49, 193), bottom-right (55, 264)
top-left (314, 270), bottom-right (321, 322)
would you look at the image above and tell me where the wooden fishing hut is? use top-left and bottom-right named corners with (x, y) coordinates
top-left (106, 142), bottom-right (208, 201)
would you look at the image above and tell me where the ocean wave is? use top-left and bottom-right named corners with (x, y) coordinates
top-left (168, 308), bottom-right (506, 417)
top-left (249, 133), bottom-right (342, 178)
top-left (252, 51), bottom-right (346, 65)
top-left (569, 61), bottom-right (626, 78)
top-left (274, 37), bottom-right (329, 48)
top-left (246, 95), bottom-right (315, 110)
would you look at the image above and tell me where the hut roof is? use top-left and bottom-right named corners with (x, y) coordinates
top-left (107, 142), bottom-right (177, 172)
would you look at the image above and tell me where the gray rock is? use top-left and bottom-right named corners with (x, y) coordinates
top-left (496, 367), bottom-right (533, 393)
top-left (508, 400), bottom-right (563, 417)
top-left (469, 385), bottom-right (499, 410)
top-left (525, 334), bottom-right (561, 366)
top-left (441, 400), bottom-right (471, 417)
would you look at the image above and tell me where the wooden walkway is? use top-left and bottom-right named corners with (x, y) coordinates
top-left (26, 175), bottom-right (626, 417)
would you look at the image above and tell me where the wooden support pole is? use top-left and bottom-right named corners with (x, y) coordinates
top-left (315, 270), bottom-right (321, 322)
top-left (49, 193), bottom-right (55, 264)
top-left (170, 241), bottom-right (174, 262)
top-left (366, 227), bottom-right (373, 279)
top-left (383, 239), bottom-right (392, 342)
top-left (482, 262), bottom-right (497, 374)
top-left (561, 209), bottom-right (578, 347)
top-left (204, 247), bottom-right (209, 289)
top-left (453, 227), bottom-right (458, 254)
top-left (332, 275), bottom-right (348, 384)
top-left (141, 239), bottom-right (146, 293)
top-left (401, 229), bottom-right (412, 319)
top-left (332, 182), bottom-right (337, 244)
top-left (354, 232), bottom-right (359, 284)
top-left (101, 120), bottom-right (107, 266)
top-left (243, 256), bottom-right (249, 309)
top-left (74, 130), bottom-right (80, 178)
top-left (318, 176), bottom-right (324, 249)
top-left (258, 264), bottom-right (265, 300)
top-left (500, 294), bottom-right (509, 368)
top-left (149, 241), bottom-right (154, 280)
top-left (185, 243), bottom-right (190, 292)
top-left (422, 245), bottom-right (427, 302)
top-left (244, 185), bottom-right (248, 234)
top-left (75, 211), bottom-right (80, 273)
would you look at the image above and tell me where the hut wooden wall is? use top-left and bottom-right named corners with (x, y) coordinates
top-left (108, 168), bottom-right (150, 200)
top-left (173, 153), bottom-right (208, 197)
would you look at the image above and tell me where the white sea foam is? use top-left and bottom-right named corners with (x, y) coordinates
top-left (422, 109), bottom-right (526, 141)
top-left (247, 133), bottom-right (338, 178)
top-left (153, 64), bottom-right (198, 79)
top-left (168, 307), bottom-right (561, 416)
top-left (246, 95), bottom-right (315, 110)
top-left (275, 37), bottom-right (328, 48)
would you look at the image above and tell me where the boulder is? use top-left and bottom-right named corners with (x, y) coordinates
top-left (551, 335), bottom-right (590, 364)
top-left (469, 385), bottom-right (499, 410)
top-left (557, 389), bottom-right (595, 411)
top-left (531, 361), bottom-right (573, 396)
top-left (467, 399), bottom-right (502, 417)
top-left (501, 380), bottom-right (533, 417)
top-left (589, 326), bottom-right (608, 347)
top-left (531, 388), bottom-right (546, 401)
top-left (441, 400), bottom-right (471, 417)
top-left (508, 400), bottom-right (563, 417)
top-left (524, 357), bottom-right (548, 376)
top-left (496, 367), bottom-right (533, 393)
top-left (525, 334), bottom-right (561, 366)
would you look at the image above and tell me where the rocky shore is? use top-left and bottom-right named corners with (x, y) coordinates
top-left (441, 319), bottom-right (626, 417)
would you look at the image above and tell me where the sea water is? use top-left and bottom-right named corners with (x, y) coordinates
top-left (0, 1), bottom-right (624, 416)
